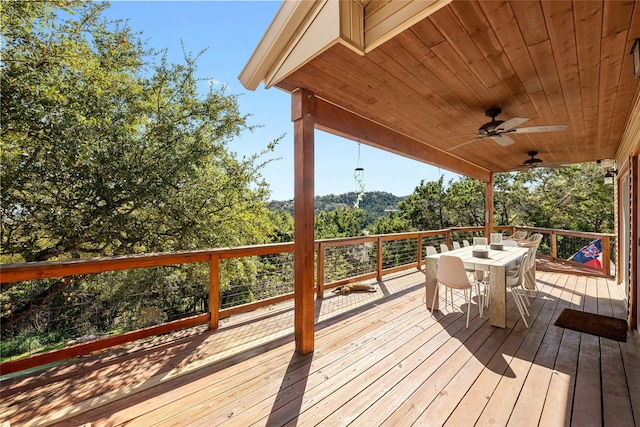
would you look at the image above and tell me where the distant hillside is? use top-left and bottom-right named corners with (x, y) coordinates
top-left (268, 191), bottom-right (405, 226)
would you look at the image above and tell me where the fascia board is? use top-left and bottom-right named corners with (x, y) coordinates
top-left (239, 0), bottom-right (451, 90)
top-left (265, 0), bottom-right (344, 89)
top-left (238, 0), bottom-right (318, 91)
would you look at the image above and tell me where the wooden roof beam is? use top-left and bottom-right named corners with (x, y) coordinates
top-left (313, 97), bottom-right (491, 182)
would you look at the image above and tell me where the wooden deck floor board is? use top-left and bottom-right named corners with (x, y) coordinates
top-left (406, 305), bottom-right (533, 426)
top-left (83, 282), bottom-right (426, 426)
top-left (243, 308), bottom-right (447, 426)
top-left (601, 339), bottom-right (635, 427)
top-left (621, 332), bottom-right (640, 424)
top-left (507, 271), bottom-right (579, 427)
top-left (159, 283), bottom-right (431, 426)
top-left (538, 271), bottom-right (582, 427)
top-left (471, 283), bottom-right (554, 426)
top-left (436, 275), bottom-right (556, 427)
top-left (1, 265), bottom-right (636, 427)
top-left (349, 313), bottom-right (495, 426)
top-left (289, 285), bottom-right (496, 426)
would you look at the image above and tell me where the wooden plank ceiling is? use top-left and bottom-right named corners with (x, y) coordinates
top-left (275, 0), bottom-right (640, 176)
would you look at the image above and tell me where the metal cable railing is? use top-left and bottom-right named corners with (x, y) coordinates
top-left (0, 226), bottom-right (615, 373)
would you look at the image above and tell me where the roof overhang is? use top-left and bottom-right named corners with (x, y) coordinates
top-left (239, 0), bottom-right (452, 91)
top-left (239, 0), bottom-right (640, 181)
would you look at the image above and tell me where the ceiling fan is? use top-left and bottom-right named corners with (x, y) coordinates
top-left (509, 151), bottom-right (571, 171)
top-left (448, 108), bottom-right (568, 151)
top-left (522, 151), bottom-right (543, 167)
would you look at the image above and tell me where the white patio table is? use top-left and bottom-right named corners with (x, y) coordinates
top-left (425, 245), bottom-right (528, 328)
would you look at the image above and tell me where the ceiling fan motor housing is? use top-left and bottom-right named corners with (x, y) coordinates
top-left (523, 151), bottom-right (543, 166)
top-left (479, 120), bottom-right (505, 136)
top-left (479, 107), bottom-right (504, 136)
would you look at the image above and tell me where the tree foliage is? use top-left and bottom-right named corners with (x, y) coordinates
top-left (315, 208), bottom-right (365, 239)
top-left (377, 165), bottom-right (614, 234)
top-left (359, 165), bottom-right (614, 236)
top-left (1, 0), bottom-right (279, 262)
top-left (1, 0), bottom-right (281, 353)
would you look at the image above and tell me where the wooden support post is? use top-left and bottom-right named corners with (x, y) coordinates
top-left (377, 236), bottom-right (383, 281)
top-left (317, 243), bottom-right (325, 298)
top-left (292, 88), bottom-right (316, 354)
top-left (602, 236), bottom-right (611, 276)
top-left (209, 254), bottom-right (219, 330)
top-left (417, 235), bottom-right (423, 270)
top-left (550, 231), bottom-right (557, 260)
top-left (484, 174), bottom-right (494, 237)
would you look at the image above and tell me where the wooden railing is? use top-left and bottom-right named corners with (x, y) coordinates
top-left (0, 225), bottom-right (612, 375)
top-left (514, 227), bottom-right (615, 276)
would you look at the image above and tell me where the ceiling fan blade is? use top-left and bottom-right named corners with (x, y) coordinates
top-left (506, 161), bottom-right (572, 172)
top-left (542, 161), bottom-right (572, 168)
top-left (496, 117), bottom-right (528, 132)
top-left (511, 124), bottom-right (568, 134)
top-left (490, 134), bottom-right (514, 146)
top-left (448, 136), bottom-right (484, 151)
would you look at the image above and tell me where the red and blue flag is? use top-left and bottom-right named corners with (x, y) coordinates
top-left (571, 239), bottom-right (602, 268)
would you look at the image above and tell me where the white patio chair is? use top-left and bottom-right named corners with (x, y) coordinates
top-left (431, 255), bottom-right (483, 328)
top-left (507, 230), bottom-right (528, 240)
top-left (472, 237), bottom-right (488, 246)
top-left (440, 243), bottom-right (449, 253)
top-left (452, 241), bottom-right (461, 250)
top-left (523, 245), bottom-right (539, 297)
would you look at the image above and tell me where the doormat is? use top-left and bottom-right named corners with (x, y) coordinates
top-left (554, 308), bottom-right (627, 342)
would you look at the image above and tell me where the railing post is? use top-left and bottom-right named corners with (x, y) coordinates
top-left (317, 243), bottom-right (325, 298)
top-left (445, 229), bottom-right (452, 249)
top-left (417, 234), bottom-right (423, 270)
top-left (549, 231), bottom-right (557, 260)
top-left (377, 236), bottom-right (383, 281)
top-left (209, 253), bottom-right (220, 330)
top-left (602, 236), bottom-right (611, 276)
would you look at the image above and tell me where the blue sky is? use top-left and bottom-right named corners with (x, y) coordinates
top-left (104, 1), bottom-right (460, 201)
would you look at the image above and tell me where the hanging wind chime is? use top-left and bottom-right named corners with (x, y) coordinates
top-left (354, 142), bottom-right (365, 208)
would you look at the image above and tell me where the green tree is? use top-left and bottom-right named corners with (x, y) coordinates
top-left (396, 177), bottom-right (448, 230)
top-left (370, 212), bottom-right (411, 235)
top-left (493, 171), bottom-right (541, 226)
top-left (518, 164), bottom-right (614, 233)
top-left (380, 164), bottom-right (614, 234)
top-left (1, 1), bottom-right (279, 262)
top-left (315, 207), bottom-right (365, 239)
top-left (445, 177), bottom-right (485, 227)
top-left (267, 210), bottom-right (294, 243)
top-left (0, 1), bottom-right (282, 350)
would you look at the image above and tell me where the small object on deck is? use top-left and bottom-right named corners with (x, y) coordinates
top-left (333, 283), bottom-right (377, 295)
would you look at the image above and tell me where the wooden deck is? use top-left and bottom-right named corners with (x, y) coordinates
top-left (1, 265), bottom-right (639, 426)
